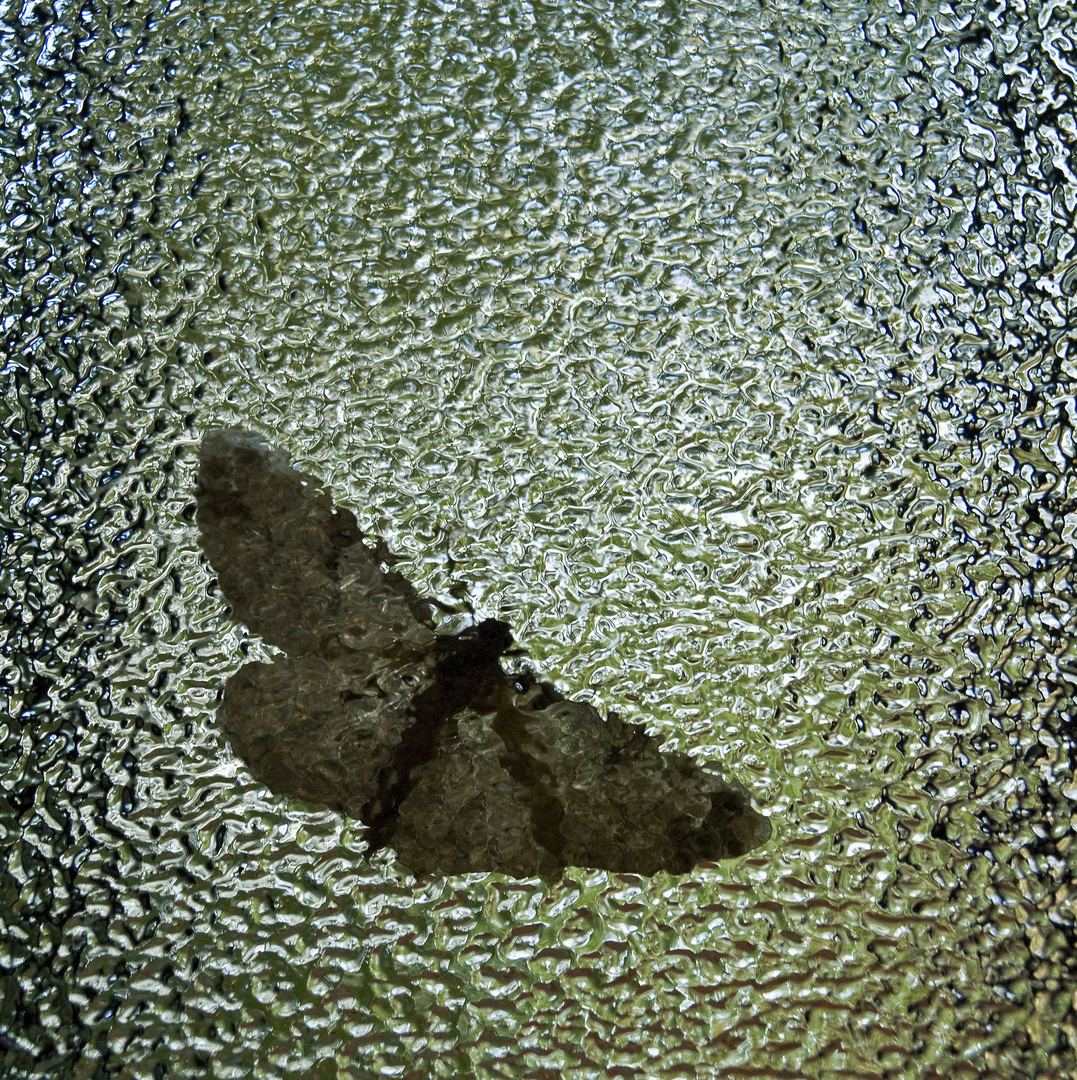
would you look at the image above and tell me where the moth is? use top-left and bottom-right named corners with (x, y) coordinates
top-left (196, 428), bottom-right (771, 879)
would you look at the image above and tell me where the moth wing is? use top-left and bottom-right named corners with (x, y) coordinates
top-left (196, 427), bottom-right (433, 656)
top-left (385, 710), bottom-right (562, 880)
top-left (219, 647), bottom-right (438, 820)
top-left (512, 699), bottom-right (771, 875)
top-left (388, 691), bottom-right (770, 879)
top-left (198, 428), bottom-right (442, 825)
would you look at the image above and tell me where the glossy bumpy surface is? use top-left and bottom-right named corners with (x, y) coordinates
top-left (3, 0), bottom-right (1074, 1077)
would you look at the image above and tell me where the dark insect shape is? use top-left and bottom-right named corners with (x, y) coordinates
top-left (196, 429), bottom-right (771, 879)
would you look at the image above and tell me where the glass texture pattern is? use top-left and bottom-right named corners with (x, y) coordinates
top-left (2, 0), bottom-right (1074, 1077)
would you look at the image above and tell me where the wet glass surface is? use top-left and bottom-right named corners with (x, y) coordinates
top-left (3, 0), bottom-right (1075, 1076)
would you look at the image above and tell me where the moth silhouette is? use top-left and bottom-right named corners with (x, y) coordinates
top-left (196, 429), bottom-right (771, 879)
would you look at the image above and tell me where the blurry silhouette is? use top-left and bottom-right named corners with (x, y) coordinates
top-left (196, 428), bottom-right (771, 878)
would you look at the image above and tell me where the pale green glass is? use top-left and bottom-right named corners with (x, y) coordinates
top-left (2, 0), bottom-right (1072, 1077)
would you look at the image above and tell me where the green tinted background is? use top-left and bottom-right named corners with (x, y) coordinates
top-left (3, 0), bottom-right (1074, 1077)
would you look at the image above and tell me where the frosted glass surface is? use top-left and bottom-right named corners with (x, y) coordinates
top-left (2, 0), bottom-right (1074, 1077)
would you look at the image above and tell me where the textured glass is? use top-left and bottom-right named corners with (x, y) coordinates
top-left (2, 0), bottom-right (1074, 1076)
